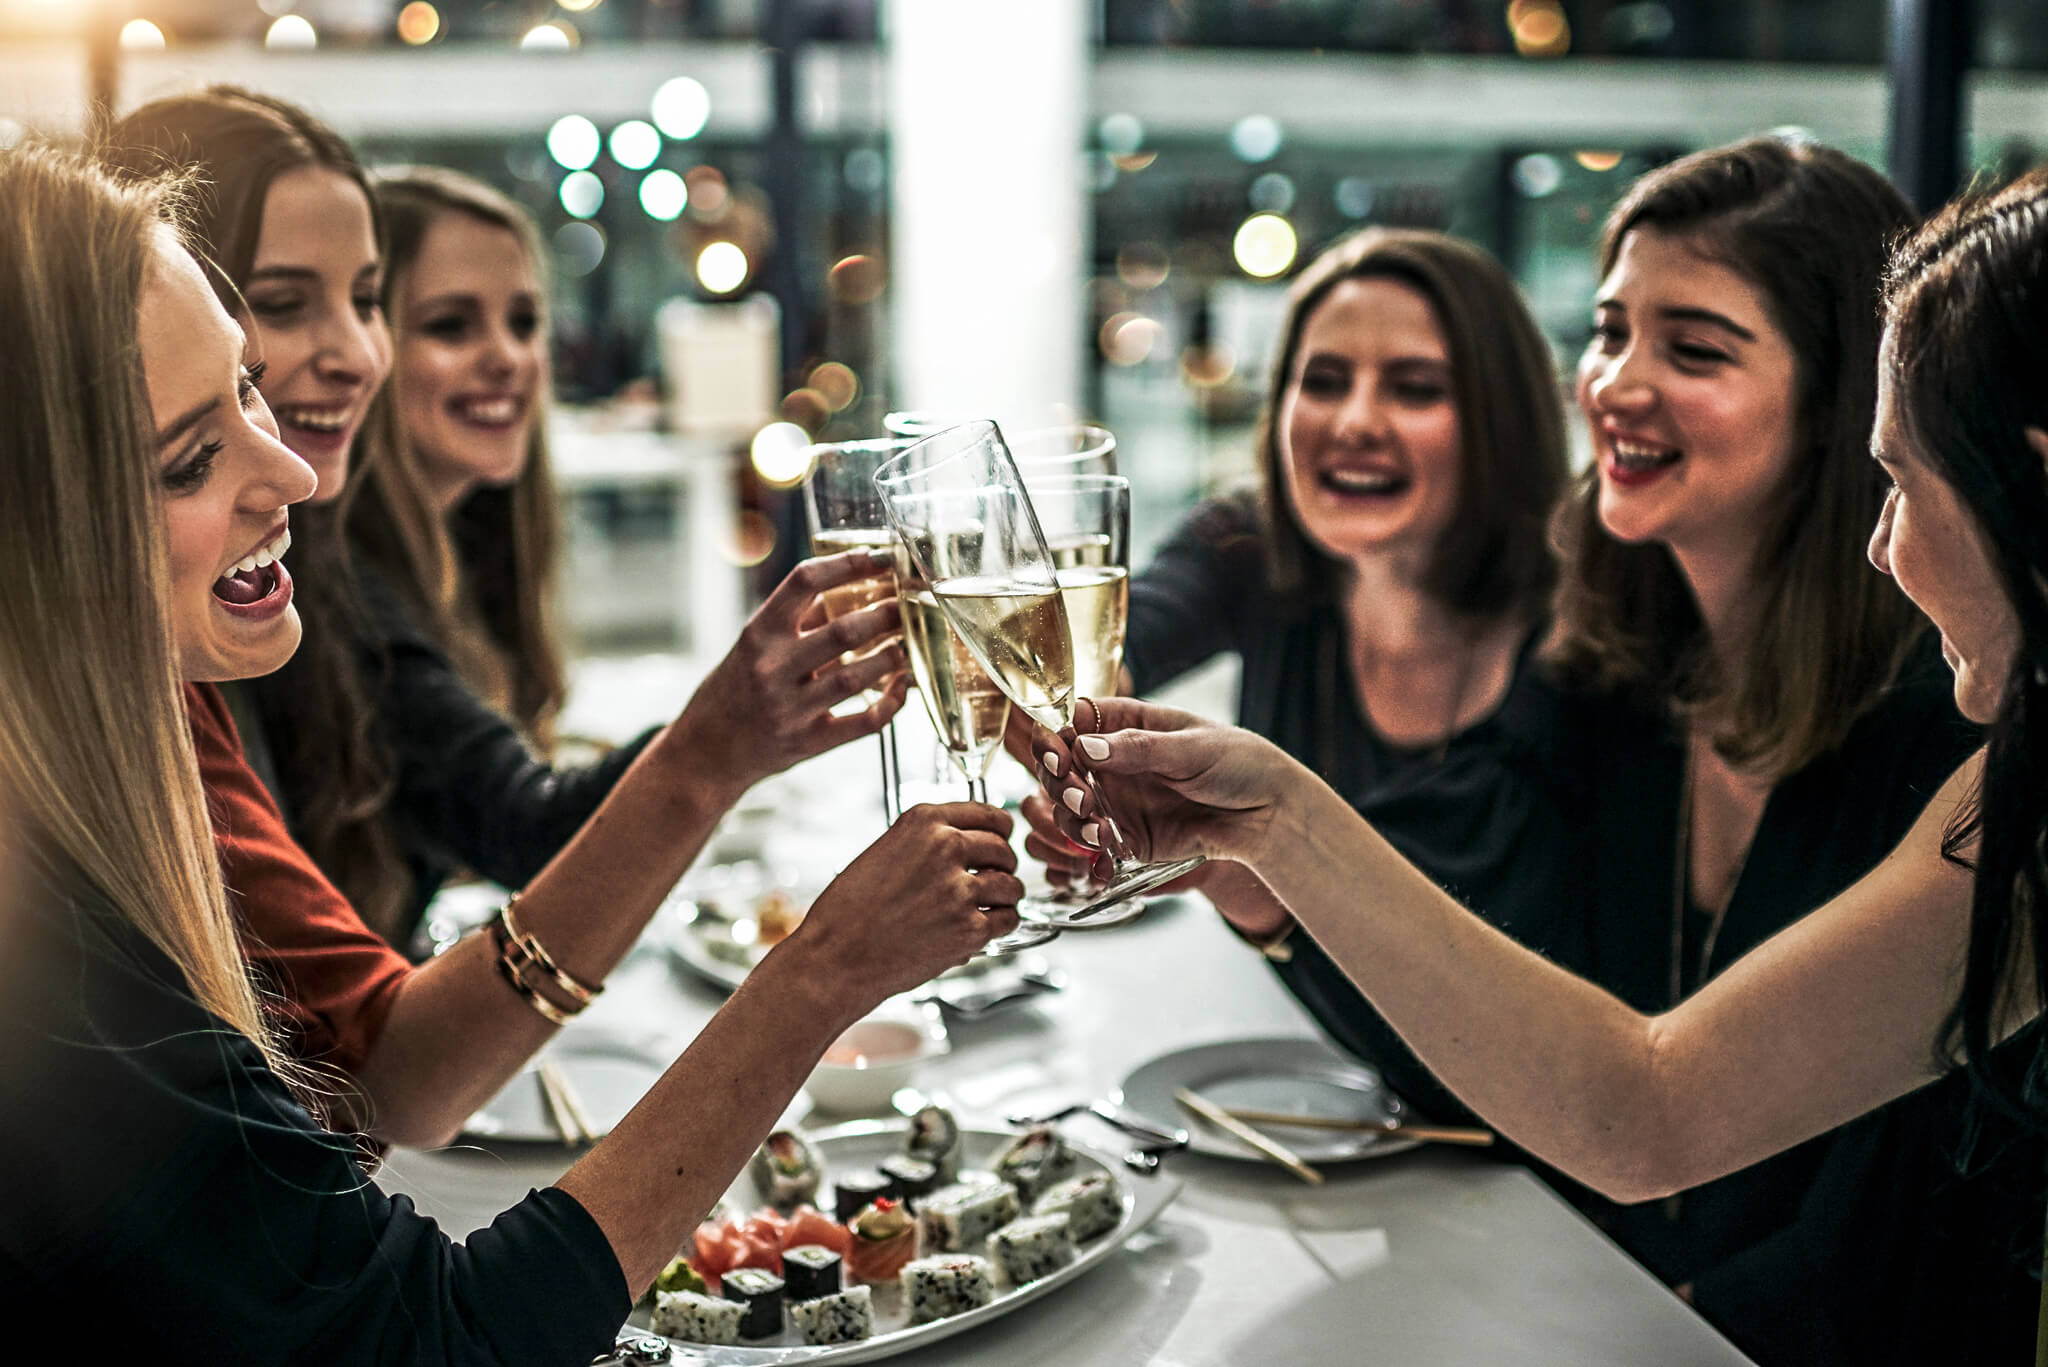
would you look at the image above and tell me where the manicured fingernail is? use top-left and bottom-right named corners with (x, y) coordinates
top-left (1079, 735), bottom-right (1110, 761)
top-left (1041, 751), bottom-right (1062, 777)
top-left (1080, 822), bottom-right (1101, 847)
top-left (1062, 787), bottom-right (1085, 814)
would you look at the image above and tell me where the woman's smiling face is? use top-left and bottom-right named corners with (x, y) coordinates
top-left (240, 166), bottom-right (390, 501)
top-left (142, 231), bottom-right (319, 682)
top-left (1576, 227), bottom-right (1803, 576)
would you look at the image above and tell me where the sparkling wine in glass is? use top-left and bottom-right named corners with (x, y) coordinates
top-left (801, 436), bottom-right (917, 823)
top-left (896, 560), bottom-right (1014, 803)
top-left (875, 420), bottom-right (1203, 925)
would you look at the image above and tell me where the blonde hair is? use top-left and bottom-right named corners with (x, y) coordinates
top-left (0, 145), bottom-right (290, 1074)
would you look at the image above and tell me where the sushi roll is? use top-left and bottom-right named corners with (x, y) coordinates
top-left (718, 1266), bottom-right (786, 1340)
top-left (789, 1285), bottom-right (875, 1345)
top-left (900, 1254), bottom-right (997, 1322)
top-left (844, 1198), bottom-right (919, 1284)
top-left (987, 1213), bottom-right (1077, 1285)
top-left (879, 1153), bottom-right (939, 1201)
top-left (1032, 1172), bottom-right (1122, 1242)
top-left (650, 1290), bottom-right (743, 1345)
top-left (832, 1167), bottom-right (890, 1223)
top-left (991, 1125), bottom-right (1078, 1202)
top-left (749, 1129), bottom-right (822, 1212)
top-left (905, 1103), bottom-right (962, 1181)
top-left (781, 1243), bottom-right (842, 1301)
top-left (916, 1179), bottom-right (1021, 1253)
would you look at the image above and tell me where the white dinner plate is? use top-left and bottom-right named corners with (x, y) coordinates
top-left (626, 1120), bottom-right (1181, 1364)
top-left (462, 1039), bottom-right (666, 1144)
top-left (1117, 1036), bottom-right (1422, 1164)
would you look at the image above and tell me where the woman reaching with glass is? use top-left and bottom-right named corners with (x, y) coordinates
top-left (1032, 165), bottom-right (2048, 1360)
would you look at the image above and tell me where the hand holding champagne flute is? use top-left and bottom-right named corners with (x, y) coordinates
top-left (876, 420), bottom-right (1203, 926)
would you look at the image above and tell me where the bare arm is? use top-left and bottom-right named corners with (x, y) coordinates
top-left (352, 551), bottom-right (908, 1147)
top-left (556, 803), bottom-right (1023, 1294)
top-left (1035, 701), bottom-right (1991, 1202)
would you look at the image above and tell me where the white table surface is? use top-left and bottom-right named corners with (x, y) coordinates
top-left (383, 659), bottom-right (1754, 1365)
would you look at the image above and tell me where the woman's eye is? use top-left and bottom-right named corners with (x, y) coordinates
top-left (246, 294), bottom-right (303, 322)
top-left (423, 315), bottom-right (470, 340)
top-left (162, 442), bottom-right (220, 495)
top-left (509, 309), bottom-right (540, 340)
top-left (1672, 342), bottom-right (1730, 366)
top-left (238, 361), bottom-right (268, 409)
top-left (1392, 381), bottom-right (1448, 404)
top-left (1297, 369), bottom-right (1348, 397)
top-left (354, 293), bottom-right (382, 322)
top-left (1589, 320), bottom-right (1625, 349)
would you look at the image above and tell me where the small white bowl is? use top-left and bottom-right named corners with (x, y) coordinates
top-left (804, 1001), bottom-right (948, 1114)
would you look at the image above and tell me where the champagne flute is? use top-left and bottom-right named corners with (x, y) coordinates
top-left (875, 420), bottom-right (1204, 924)
top-left (801, 437), bottom-right (916, 824)
top-left (895, 553), bottom-right (1013, 805)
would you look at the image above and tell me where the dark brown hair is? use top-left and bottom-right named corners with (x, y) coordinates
top-left (1257, 227), bottom-right (1566, 624)
top-left (1549, 135), bottom-right (1928, 778)
top-left (354, 167), bottom-right (566, 745)
top-left (101, 88), bottom-right (409, 935)
top-left (1883, 168), bottom-right (2048, 1119)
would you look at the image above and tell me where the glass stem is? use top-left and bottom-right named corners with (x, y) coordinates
top-left (967, 775), bottom-right (989, 805)
top-left (878, 720), bottom-right (903, 825)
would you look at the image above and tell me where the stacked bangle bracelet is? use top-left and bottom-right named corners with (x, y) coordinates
top-left (491, 895), bottom-right (604, 1025)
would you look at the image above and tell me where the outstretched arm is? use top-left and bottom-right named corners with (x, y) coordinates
top-left (1033, 699), bottom-right (1987, 1201)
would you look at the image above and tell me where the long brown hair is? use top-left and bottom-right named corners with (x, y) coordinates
top-left (1883, 168), bottom-right (2048, 1117)
top-left (1256, 227), bottom-right (1566, 624)
top-left (101, 88), bottom-right (411, 937)
top-left (0, 144), bottom-right (290, 1075)
top-left (1550, 136), bottom-right (1928, 778)
top-left (355, 166), bottom-right (566, 743)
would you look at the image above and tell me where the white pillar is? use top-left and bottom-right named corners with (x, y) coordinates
top-left (886, 0), bottom-right (1090, 438)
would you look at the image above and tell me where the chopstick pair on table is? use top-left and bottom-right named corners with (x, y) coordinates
top-left (1174, 1087), bottom-right (1493, 1186)
top-left (538, 1060), bottom-right (597, 1145)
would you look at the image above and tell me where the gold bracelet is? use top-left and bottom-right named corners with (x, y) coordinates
top-left (492, 930), bottom-right (576, 1026)
top-left (498, 895), bottom-right (604, 1007)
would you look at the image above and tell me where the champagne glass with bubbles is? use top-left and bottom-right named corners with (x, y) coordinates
top-left (876, 420), bottom-right (1204, 927)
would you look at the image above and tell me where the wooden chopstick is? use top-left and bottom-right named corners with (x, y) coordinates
top-left (537, 1061), bottom-right (590, 1145)
top-left (1222, 1107), bottom-right (1495, 1147)
top-left (1175, 1087), bottom-right (1323, 1184)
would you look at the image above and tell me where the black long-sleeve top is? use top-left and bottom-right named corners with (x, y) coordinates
top-left (255, 564), bottom-right (655, 951)
top-left (0, 861), bottom-right (630, 1363)
top-left (1124, 494), bottom-right (1590, 1125)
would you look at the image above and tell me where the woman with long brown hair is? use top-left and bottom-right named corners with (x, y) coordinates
top-left (105, 90), bottom-right (902, 952)
top-left (0, 143), bottom-right (1019, 1359)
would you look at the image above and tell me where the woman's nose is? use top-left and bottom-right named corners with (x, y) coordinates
top-left (1867, 484), bottom-right (1899, 576)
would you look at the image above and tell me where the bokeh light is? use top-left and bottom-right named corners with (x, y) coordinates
top-left (265, 15), bottom-right (316, 48)
top-left (559, 170), bottom-right (605, 219)
top-left (684, 166), bottom-right (730, 220)
top-left (1229, 114), bottom-right (1283, 164)
top-left (750, 423), bottom-right (813, 488)
top-left (1509, 0), bottom-right (1571, 57)
top-left (396, 2), bottom-right (439, 44)
top-left (1233, 213), bottom-right (1298, 279)
top-left (546, 115), bottom-right (600, 171)
top-left (1574, 149), bottom-right (1624, 172)
top-left (1098, 113), bottom-right (1145, 157)
top-left (1181, 343), bottom-right (1237, 389)
top-left (725, 509), bottom-right (777, 568)
top-left (1511, 152), bottom-right (1563, 198)
top-left (652, 76), bottom-right (711, 140)
top-left (119, 18), bottom-right (166, 49)
top-left (1334, 176), bottom-right (1376, 219)
top-left (697, 241), bottom-right (750, 294)
top-left (610, 120), bottom-right (662, 171)
top-left (779, 388), bottom-right (831, 433)
top-left (521, 21), bottom-right (575, 50)
top-left (1115, 242), bottom-right (1170, 292)
top-left (639, 168), bottom-right (687, 221)
top-left (553, 222), bottom-right (606, 277)
top-left (843, 147), bottom-right (886, 194)
top-left (808, 362), bottom-right (859, 412)
top-left (1099, 312), bottom-right (1162, 367)
top-left (1249, 172), bottom-right (1297, 214)
top-left (558, 0), bottom-right (601, 11)
top-left (827, 254), bottom-right (886, 305)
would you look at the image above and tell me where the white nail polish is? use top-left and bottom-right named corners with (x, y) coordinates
top-left (1079, 735), bottom-right (1110, 761)
top-left (1041, 751), bottom-right (1062, 776)
top-left (1080, 822), bottom-right (1101, 847)
top-left (1062, 787), bottom-right (1085, 814)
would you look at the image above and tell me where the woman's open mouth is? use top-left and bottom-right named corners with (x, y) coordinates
top-left (212, 527), bottom-right (293, 617)
top-left (1604, 437), bottom-right (1683, 487)
top-left (1320, 466), bottom-right (1411, 500)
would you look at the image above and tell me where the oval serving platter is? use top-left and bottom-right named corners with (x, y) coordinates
top-left (625, 1120), bottom-right (1181, 1364)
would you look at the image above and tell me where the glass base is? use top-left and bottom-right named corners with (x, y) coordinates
top-left (1032, 857), bottom-right (1204, 929)
top-left (981, 920), bottom-right (1061, 955)
top-left (1018, 887), bottom-right (1149, 932)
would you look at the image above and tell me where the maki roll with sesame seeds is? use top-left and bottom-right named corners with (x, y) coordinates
top-left (1032, 1172), bottom-right (1122, 1242)
top-left (987, 1212), bottom-right (1077, 1285)
top-left (650, 1290), bottom-right (743, 1344)
top-left (915, 1178), bottom-right (1020, 1253)
top-left (991, 1125), bottom-right (1078, 1202)
top-left (790, 1285), bottom-right (875, 1345)
top-left (900, 1254), bottom-right (997, 1322)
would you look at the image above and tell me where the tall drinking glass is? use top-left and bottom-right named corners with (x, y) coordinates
top-left (876, 421), bottom-right (1203, 924)
top-left (801, 437), bottom-right (916, 824)
top-left (1010, 423), bottom-right (1117, 477)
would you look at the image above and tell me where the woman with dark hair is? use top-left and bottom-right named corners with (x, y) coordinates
top-left (1032, 227), bottom-right (1577, 1119)
top-left (106, 92), bottom-right (906, 951)
top-left (0, 142), bottom-right (1020, 1360)
top-left (1031, 164), bottom-right (2048, 1365)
